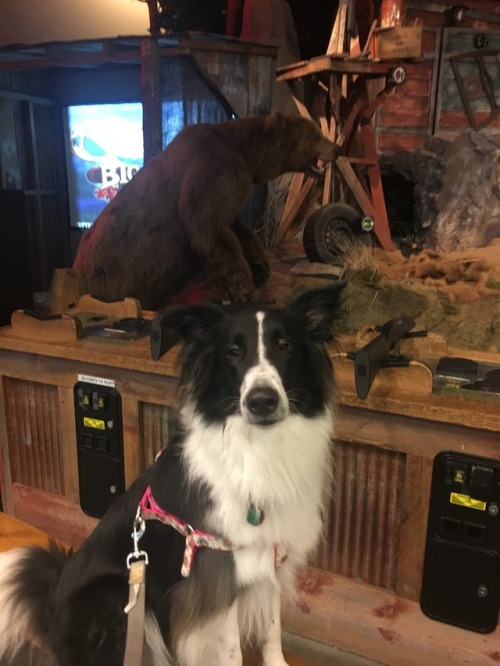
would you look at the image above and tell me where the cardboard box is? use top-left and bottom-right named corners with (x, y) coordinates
top-left (373, 26), bottom-right (423, 60)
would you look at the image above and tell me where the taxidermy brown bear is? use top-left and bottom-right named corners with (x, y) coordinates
top-left (73, 112), bottom-right (339, 309)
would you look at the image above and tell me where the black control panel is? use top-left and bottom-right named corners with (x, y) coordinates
top-left (74, 381), bottom-right (125, 518)
top-left (420, 451), bottom-right (500, 633)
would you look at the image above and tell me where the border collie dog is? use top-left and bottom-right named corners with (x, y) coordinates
top-left (0, 284), bottom-right (344, 666)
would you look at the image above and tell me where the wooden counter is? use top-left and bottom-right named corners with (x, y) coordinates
top-left (0, 309), bottom-right (498, 665)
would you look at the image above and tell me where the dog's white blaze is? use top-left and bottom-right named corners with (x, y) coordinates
top-left (256, 310), bottom-right (266, 362)
top-left (240, 312), bottom-right (289, 423)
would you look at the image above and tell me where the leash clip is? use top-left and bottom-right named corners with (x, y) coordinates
top-left (127, 507), bottom-right (149, 569)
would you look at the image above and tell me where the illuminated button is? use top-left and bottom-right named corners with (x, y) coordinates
top-left (78, 388), bottom-right (91, 410)
top-left (83, 417), bottom-right (105, 430)
top-left (92, 392), bottom-right (107, 411)
top-left (446, 461), bottom-right (467, 485)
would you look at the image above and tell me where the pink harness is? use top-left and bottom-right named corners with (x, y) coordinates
top-left (136, 486), bottom-right (287, 577)
top-left (138, 486), bottom-right (234, 577)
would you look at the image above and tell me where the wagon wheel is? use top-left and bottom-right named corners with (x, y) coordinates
top-left (303, 204), bottom-right (372, 265)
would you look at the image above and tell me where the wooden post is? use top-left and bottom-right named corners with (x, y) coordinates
top-left (141, 38), bottom-right (163, 164)
top-left (144, 0), bottom-right (161, 36)
top-left (226, 0), bottom-right (245, 37)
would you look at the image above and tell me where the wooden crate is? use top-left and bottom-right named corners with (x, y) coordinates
top-left (375, 27), bottom-right (441, 152)
top-left (373, 26), bottom-right (423, 59)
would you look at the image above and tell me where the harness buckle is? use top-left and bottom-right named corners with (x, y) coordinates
top-left (127, 507), bottom-right (149, 569)
top-left (126, 550), bottom-right (149, 569)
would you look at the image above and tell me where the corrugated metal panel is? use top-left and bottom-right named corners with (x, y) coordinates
top-left (313, 440), bottom-right (406, 591)
top-left (140, 402), bottom-right (172, 468)
top-left (5, 377), bottom-right (64, 495)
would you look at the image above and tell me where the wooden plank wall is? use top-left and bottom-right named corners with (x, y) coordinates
top-left (376, 28), bottom-right (441, 151)
top-left (375, 0), bottom-right (500, 150)
top-left (191, 48), bottom-right (275, 117)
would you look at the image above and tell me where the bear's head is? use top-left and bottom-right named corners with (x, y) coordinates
top-left (263, 112), bottom-right (339, 178)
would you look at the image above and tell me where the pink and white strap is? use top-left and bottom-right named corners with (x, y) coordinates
top-left (138, 486), bottom-right (234, 577)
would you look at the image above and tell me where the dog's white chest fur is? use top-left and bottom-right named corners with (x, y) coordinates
top-left (183, 409), bottom-right (333, 588)
top-left (181, 308), bottom-right (334, 591)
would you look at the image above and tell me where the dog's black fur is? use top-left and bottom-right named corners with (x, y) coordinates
top-left (0, 284), bottom-right (344, 666)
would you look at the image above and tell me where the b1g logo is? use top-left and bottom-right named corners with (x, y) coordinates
top-left (86, 165), bottom-right (141, 200)
top-left (70, 112), bottom-right (144, 202)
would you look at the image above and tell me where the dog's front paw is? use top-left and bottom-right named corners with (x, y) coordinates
top-left (251, 260), bottom-right (270, 287)
top-left (262, 645), bottom-right (290, 666)
top-left (263, 656), bottom-right (289, 666)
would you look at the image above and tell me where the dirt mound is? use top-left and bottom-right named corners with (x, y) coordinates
top-left (337, 240), bottom-right (500, 353)
top-left (169, 239), bottom-right (500, 354)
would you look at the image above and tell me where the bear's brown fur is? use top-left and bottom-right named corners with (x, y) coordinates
top-left (72, 112), bottom-right (338, 309)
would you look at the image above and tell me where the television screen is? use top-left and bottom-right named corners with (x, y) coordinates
top-left (63, 102), bottom-right (144, 229)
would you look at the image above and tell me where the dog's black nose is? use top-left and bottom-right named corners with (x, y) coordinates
top-left (246, 387), bottom-right (279, 417)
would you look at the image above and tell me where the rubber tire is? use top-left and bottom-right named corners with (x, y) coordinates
top-left (303, 203), bottom-right (371, 264)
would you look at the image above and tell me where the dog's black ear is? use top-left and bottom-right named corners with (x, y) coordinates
top-left (286, 282), bottom-right (346, 342)
top-left (151, 304), bottom-right (224, 360)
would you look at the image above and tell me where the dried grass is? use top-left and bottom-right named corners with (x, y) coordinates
top-left (336, 235), bottom-right (380, 284)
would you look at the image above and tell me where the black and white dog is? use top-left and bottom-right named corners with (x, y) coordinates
top-left (0, 284), bottom-right (344, 666)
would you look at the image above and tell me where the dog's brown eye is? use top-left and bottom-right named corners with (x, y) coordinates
top-left (226, 345), bottom-right (241, 360)
top-left (278, 340), bottom-right (293, 354)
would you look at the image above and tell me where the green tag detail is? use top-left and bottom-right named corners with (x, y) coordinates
top-left (247, 503), bottom-right (264, 526)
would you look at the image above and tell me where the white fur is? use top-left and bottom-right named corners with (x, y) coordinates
top-left (261, 587), bottom-right (288, 666)
top-left (176, 600), bottom-right (242, 666)
top-left (0, 549), bottom-right (43, 657)
top-left (144, 612), bottom-right (173, 666)
top-left (181, 408), bottom-right (332, 646)
top-left (182, 410), bottom-right (332, 552)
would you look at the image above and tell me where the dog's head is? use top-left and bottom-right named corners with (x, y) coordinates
top-left (151, 283), bottom-right (345, 426)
